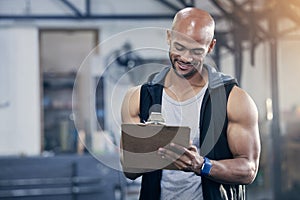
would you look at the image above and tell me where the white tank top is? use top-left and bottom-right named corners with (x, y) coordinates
top-left (160, 83), bottom-right (208, 200)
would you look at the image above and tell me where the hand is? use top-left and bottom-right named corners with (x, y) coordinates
top-left (158, 142), bottom-right (204, 175)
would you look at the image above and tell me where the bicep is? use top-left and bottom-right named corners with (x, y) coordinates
top-left (227, 87), bottom-right (261, 165)
top-left (120, 86), bottom-right (144, 180)
top-left (121, 86), bottom-right (141, 124)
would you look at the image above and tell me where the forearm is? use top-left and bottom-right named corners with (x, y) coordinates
top-left (208, 157), bottom-right (258, 185)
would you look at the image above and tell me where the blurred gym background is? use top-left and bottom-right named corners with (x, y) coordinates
top-left (0, 0), bottom-right (300, 199)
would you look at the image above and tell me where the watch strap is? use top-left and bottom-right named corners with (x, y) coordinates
top-left (201, 157), bottom-right (212, 176)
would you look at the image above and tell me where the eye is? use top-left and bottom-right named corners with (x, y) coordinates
top-left (174, 43), bottom-right (185, 51)
top-left (191, 48), bottom-right (205, 55)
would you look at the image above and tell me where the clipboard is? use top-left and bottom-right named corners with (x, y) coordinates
top-left (121, 123), bottom-right (190, 170)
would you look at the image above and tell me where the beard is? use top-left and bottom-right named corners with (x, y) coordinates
top-left (169, 52), bottom-right (201, 79)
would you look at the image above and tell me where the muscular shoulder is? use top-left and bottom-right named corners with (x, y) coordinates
top-left (124, 85), bottom-right (141, 101)
top-left (227, 86), bottom-right (258, 126)
top-left (121, 85), bottom-right (141, 123)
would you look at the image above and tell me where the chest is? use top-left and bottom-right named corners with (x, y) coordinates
top-left (161, 88), bottom-right (206, 148)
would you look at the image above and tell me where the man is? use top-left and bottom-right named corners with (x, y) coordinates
top-left (121, 7), bottom-right (261, 200)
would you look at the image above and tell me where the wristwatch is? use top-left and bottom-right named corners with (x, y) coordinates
top-left (201, 157), bottom-right (212, 176)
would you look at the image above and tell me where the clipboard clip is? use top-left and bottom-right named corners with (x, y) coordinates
top-left (145, 112), bottom-right (165, 125)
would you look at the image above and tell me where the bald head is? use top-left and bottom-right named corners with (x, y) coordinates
top-left (171, 7), bottom-right (215, 44)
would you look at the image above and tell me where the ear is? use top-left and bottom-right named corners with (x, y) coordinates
top-left (207, 39), bottom-right (216, 53)
top-left (167, 30), bottom-right (171, 46)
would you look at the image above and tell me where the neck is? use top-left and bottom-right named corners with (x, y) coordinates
top-left (163, 67), bottom-right (207, 101)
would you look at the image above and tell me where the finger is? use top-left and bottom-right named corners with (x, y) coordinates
top-left (170, 143), bottom-right (196, 160)
top-left (166, 143), bottom-right (185, 156)
top-left (170, 143), bottom-right (197, 154)
top-left (166, 154), bottom-right (189, 170)
top-left (182, 165), bottom-right (194, 172)
top-left (158, 147), bottom-right (192, 166)
top-left (158, 147), bottom-right (182, 161)
top-left (188, 145), bottom-right (198, 153)
top-left (169, 143), bottom-right (188, 154)
top-left (159, 149), bottom-right (188, 170)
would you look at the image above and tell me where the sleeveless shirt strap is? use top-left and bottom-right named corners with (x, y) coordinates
top-left (199, 82), bottom-right (237, 156)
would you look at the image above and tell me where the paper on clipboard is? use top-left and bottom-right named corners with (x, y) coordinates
top-left (121, 123), bottom-right (190, 170)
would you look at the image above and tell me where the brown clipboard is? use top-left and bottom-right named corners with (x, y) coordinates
top-left (121, 123), bottom-right (190, 170)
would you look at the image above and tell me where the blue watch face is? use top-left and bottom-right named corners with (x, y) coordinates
top-left (201, 157), bottom-right (212, 176)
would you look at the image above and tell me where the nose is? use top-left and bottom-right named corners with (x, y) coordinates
top-left (181, 51), bottom-right (193, 63)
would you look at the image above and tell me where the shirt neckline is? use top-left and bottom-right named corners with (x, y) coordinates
top-left (163, 83), bottom-right (208, 106)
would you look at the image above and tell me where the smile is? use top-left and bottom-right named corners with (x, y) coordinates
top-left (177, 61), bottom-right (194, 70)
